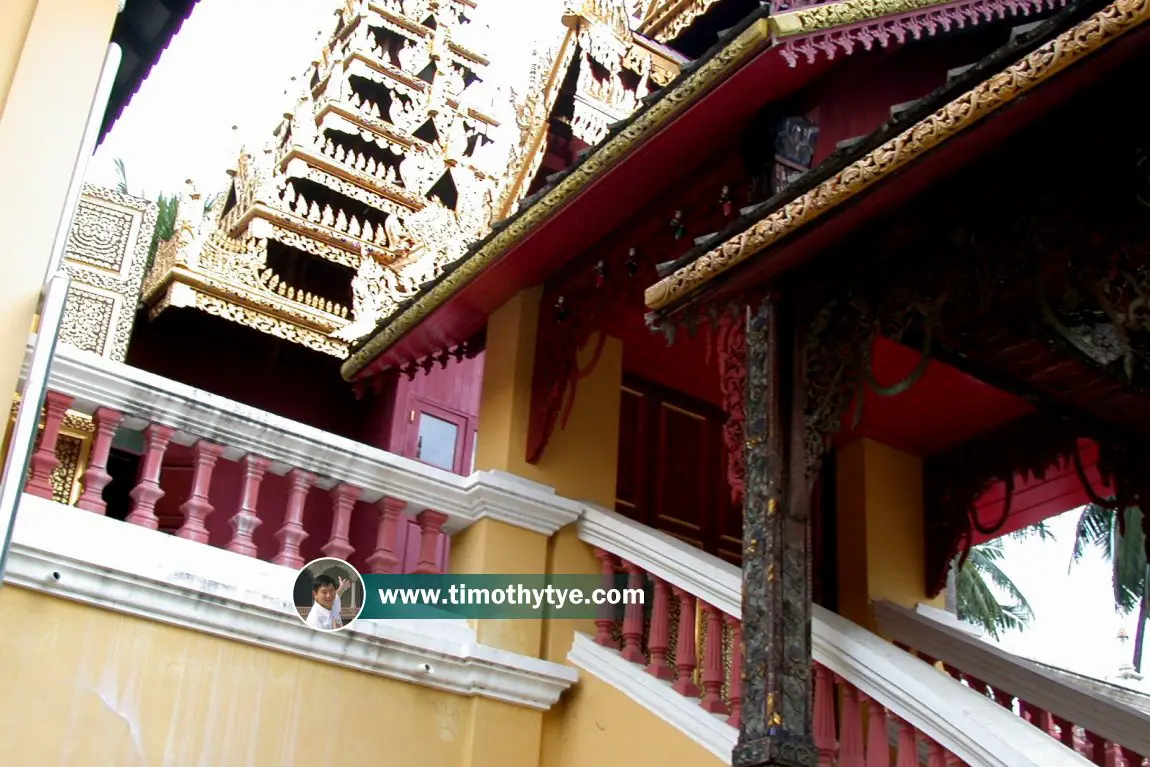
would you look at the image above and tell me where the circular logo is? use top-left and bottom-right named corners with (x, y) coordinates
top-left (293, 557), bottom-right (365, 632)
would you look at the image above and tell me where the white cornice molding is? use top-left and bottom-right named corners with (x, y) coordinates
top-left (567, 633), bottom-right (735, 762)
top-left (874, 600), bottom-right (1150, 757)
top-left (7, 496), bottom-right (577, 710)
top-left (28, 344), bottom-right (581, 536)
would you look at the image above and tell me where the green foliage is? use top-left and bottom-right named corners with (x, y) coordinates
top-left (113, 159), bottom-right (217, 269)
top-left (1070, 504), bottom-right (1146, 615)
top-left (957, 536), bottom-right (1036, 639)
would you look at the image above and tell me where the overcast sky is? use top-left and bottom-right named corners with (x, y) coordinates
top-left (85, 0), bottom-right (1147, 690)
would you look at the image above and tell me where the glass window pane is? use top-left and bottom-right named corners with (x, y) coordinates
top-left (417, 413), bottom-right (458, 471)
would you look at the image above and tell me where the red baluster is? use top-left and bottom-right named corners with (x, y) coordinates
top-left (227, 455), bottom-right (268, 557)
top-left (25, 392), bottom-right (73, 499)
top-left (1019, 701), bottom-right (1055, 736)
top-left (838, 679), bottom-right (865, 767)
top-left (76, 407), bottom-right (122, 513)
top-left (1119, 747), bottom-right (1144, 767)
top-left (175, 440), bottom-right (224, 543)
top-left (862, 694), bottom-right (890, 767)
top-left (273, 468), bottom-right (315, 568)
top-left (895, 718), bottom-right (918, 767)
top-left (126, 424), bottom-right (174, 529)
top-left (1053, 715), bottom-right (1077, 750)
top-left (321, 483), bottom-right (361, 561)
top-left (927, 739), bottom-right (947, 767)
top-left (671, 587), bottom-right (700, 698)
top-left (366, 496), bottom-right (405, 574)
top-left (699, 603), bottom-right (729, 714)
top-left (645, 576), bottom-right (674, 680)
top-left (593, 549), bottom-right (620, 649)
top-left (412, 509), bottom-right (448, 574)
top-left (620, 562), bottom-right (646, 664)
top-left (726, 615), bottom-right (743, 729)
top-left (1085, 732), bottom-right (1108, 766)
top-left (990, 687), bottom-right (1014, 712)
top-left (814, 664), bottom-right (837, 766)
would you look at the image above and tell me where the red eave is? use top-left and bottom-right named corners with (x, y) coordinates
top-left (351, 46), bottom-right (837, 380)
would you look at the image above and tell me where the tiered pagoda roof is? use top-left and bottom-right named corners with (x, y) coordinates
top-left (139, 0), bottom-right (699, 360)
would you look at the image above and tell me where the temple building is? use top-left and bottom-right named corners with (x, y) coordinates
top-left (2, 0), bottom-right (1150, 765)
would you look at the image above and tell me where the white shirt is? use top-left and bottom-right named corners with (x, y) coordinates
top-left (305, 593), bottom-right (342, 630)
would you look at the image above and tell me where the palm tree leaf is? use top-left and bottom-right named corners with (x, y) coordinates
top-left (957, 539), bottom-right (1035, 639)
top-left (1070, 504), bottom-right (1113, 570)
top-left (1112, 507), bottom-right (1147, 614)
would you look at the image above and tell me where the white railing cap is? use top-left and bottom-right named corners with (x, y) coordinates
top-left (30, 344), bottom-right (581, 536)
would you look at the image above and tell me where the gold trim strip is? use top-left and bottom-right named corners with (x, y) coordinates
top-left (645, 0), bottom-right (1150, 311)
top-left (340, 18), bottom-right (774, 380)
top-left (769, 0), bottom-right (950, 38)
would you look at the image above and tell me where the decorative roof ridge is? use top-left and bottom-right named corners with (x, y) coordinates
top-left (339, 6), bottom-right (777, 379)
top-left (643, 0), bottom-right (1146, 313)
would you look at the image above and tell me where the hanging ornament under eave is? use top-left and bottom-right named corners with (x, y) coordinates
top-left (625, 247), bottom-right (639, 276)
top-left (555, 295), bottom-right (568, 323)
top-left (719, 185), bottom-right (733, 218)
top-left (670, 210), bottom-right (685, 240)
top-left (593, 260), bottom-right (607, 288)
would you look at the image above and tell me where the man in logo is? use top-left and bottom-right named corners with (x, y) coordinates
top-left (305, 573), bottom-right (353, 631)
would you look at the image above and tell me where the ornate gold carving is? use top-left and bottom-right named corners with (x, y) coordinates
top-left (194, 292), bottom-right (349, 358)
top-left (641, 0), bottom-right (724, 43)
top-left (342, 19), bottom-right (773, 378)
top-left (9, 397), bottom-right (93, 507)
top-left (59, 286), bottom-right (116, 357)
top-left (771, 0), bottom-right (944, 37)
top-left (645, 0), bottom-right (1150, 311)
top-left (60, 184), bottom-right (158, 362)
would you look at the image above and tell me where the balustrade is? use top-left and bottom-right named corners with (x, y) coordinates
top-left (588, 546), bottom-right (970, 765)
top-left (9, 349), bottom-right (585, 577)
top-left (875, 602), bottom-right (1150, 767)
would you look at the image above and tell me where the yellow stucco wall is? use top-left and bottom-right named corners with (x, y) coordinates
top-left (540, 670), bottom-right (725, 767)
top-left (0, 0), bottom-right (120, 447)
top-left (0, 587), bottom-right (468, 766)
top-left (475, 287), bottom-right (623, 510)
top-left (836, 438), bottom-right (944, 629)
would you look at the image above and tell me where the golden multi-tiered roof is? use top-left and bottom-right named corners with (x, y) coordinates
top-left (140, 0), bottom-right (695, 358)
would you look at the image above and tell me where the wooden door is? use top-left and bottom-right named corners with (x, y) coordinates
top-left (615, 375), bottom-right (743, 564)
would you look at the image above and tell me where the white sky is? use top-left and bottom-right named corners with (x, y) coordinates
top-left (87, 0), bottom-right (1148, 691)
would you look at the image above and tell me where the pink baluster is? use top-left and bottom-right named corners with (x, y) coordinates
top-left (1053, 715), bottom-right (1077, 750)
top-left (699, 603), bottom-right (729, 714)
top-left (126, 424), bottom-right (174, 528)
top-left (366, 496), bottom-right (405, 574)
top-left (227, 455), bottom-right (268, 556)
top-left (620, 562), bottom-right (646, 664)
top-left (646, 576), bottom-right (674, 680)
top-left (593, 549), bottom-right (620, 649)
top-left (814, 664), bottom-right (837, 767)
top-left (273, 468), bottom-right (315, 568)
top-left (726, 615), bottom-right (743, 728)
top-left (175, 440), bottom-right (224, 543)
top-left (1084, 732), bottom-right (1108, 766)
top-left (895, 718), bottom-right (918, 767)
top-left (838, 679), bottom-right (865, 767)
top-left (321, 483), bottom-right (361, 560)
top-left (927, 739), bottom-right (947, 767)
top-left (412, 509), bottom-right (448, 574)
top-left (671, 587), bottom-right (700, 698)
top-left (1119, 747), bottom-right (1144, 767)
top-left (25, 392), bottom-right (73, 499)
top-left (1019, 701), bottom-right (1055, 737)
top-left (862, 694), bottom-right (890, 767)
top-left (990, 687), bottom-right (1014, 711)
top-left (76, 407), bottom-right (123, 513)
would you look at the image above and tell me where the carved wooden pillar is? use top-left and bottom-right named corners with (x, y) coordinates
top-left (321, 483), bottom-right (361, 561)
top-left (366, 496), bottom-right (405, 574)
top-left (126, 424), bottom-right (174, 529)
top-left (734, 295), bottom-right (818, 767)
top-left (176, 440), bottom-right (224, 543)
top-left (76, 407), bottom-right (123, 513)
top-left (227, 455), bottom-right (268, 557)
top-left (412, 510), bottom-right (448, 574)
top-left (273, 468), bottom-right (315, 568)
top-left (25, 392), bottom-right (73, 499)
